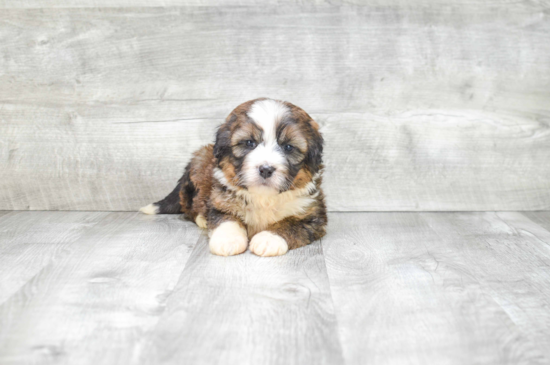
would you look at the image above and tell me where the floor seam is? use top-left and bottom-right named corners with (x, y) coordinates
top-left (317, 236), bottom-right (348, 365)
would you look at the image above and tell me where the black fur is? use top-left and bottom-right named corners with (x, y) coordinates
top-left (304, 127), bottom-right (323, 175)
top-left (153, 163), bottom-right (195, 214)
top-left (213, 114), bottom-right (236, 161)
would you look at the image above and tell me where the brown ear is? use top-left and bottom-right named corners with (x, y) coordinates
top-left (213, 114), bottom-right (236, 161)
top-left (304, 120), bottom-right (323, 174)
top-left (309, 119), bottom-right (320, 131)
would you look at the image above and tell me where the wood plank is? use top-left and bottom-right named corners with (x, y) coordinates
top-left (0, 212), bottom-right (201, 365)
top-left (1, 6), bottom-right (549, 211)
top-left (0, 0), bottom-right (548, 8)
top-left (323, 212), bottom-right (549, 365)
top-left (137, 236), bottom-right (343, 365)
top-left (3, 0), bottom-right (327, 7)
top-left (523, 211), bottom-right (550, 232)
top-left (2, 211), bottom-right (550, 363)
top-left (0, 211), bottom-right (109, 304)
top-left (422, 211), bottom-right (550, 362)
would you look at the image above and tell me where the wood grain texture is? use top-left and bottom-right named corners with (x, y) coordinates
top-left (1, 0), bottom-right (550, 7)
top-left (138, 235), bottom-right (343, 365)
top-left (0, 212), bottom-right (201, 365)
top-left (0, 211), bottom-right (108, 304)
top-left (423, 211), bottom-right (550, 363)
top-left (2, 211), bottom-right (550, 364)
top-left (323, 212), bottom-right (550, 365)
top-left (523, 211), bottom-right (550, 232)
top-left (1, 5), bottom-right (550, 211)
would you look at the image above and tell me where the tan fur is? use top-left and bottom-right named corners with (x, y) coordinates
top-left (195, 214), bottom-right (207, 229)
top-left (179, 145), bottom-right (215, 221)
top-left (219, 157), bottom-right (238, 185)
top-left (292, 168), bottom-right (313, 190)
top-left (212, 167), bottom-right (320, 237)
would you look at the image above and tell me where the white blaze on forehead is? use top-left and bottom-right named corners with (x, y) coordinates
top-left (243, 99), bottom-right (290, 193)
top-left (247, 99), bottom-right (289, 145)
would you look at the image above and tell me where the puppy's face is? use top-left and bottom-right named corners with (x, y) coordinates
top-left (214, 98), bottom-right (323, 194)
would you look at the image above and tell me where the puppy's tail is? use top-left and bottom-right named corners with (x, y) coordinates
top-left (139, 179), bottom-right (183, 215)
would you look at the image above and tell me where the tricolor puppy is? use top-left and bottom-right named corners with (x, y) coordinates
top-left (140, 98), bottom-right (327, 257)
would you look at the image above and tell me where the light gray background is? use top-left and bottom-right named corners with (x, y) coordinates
top-left (1, 1), bottom-right (549, 211)
top-left (2, 4), bottom-right (550, 363)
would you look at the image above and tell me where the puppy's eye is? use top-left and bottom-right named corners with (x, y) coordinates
top-left (245, 140), bottom-right (256, 148)
top-left (284, 144), bottom-right (294, 152)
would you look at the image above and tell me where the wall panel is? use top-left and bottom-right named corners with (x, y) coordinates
top-left (1, 5), bottom-right (549, 210)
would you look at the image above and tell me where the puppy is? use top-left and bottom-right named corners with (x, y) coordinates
top-left (140, 98), bottom-right (327, 257)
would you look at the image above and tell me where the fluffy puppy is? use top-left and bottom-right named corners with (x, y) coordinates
top-left (140, 98), bottom-right (327, 257)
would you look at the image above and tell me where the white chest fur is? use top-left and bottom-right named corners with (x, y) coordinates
top-left (213, 168), bottom-right (320, 237)
top-left (238, 188), bottom-right (316, 237)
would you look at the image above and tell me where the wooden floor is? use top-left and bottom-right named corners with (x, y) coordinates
top-left (1, 211), bottom-right (550, 365)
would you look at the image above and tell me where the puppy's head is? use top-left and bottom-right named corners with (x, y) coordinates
top-left (214, 98), bottom-right (323, 195)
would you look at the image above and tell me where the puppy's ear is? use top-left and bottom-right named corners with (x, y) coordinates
top-left (213, 114), bottom-right (236, 161)
top-left (304, 120), bottom-right (323, 174)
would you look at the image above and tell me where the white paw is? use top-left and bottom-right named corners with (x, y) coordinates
top-left (139, 203), bottom-right (159, 215)
top-left (209, 221), bottom-right (248, 256)
top-left (249, 231), bottom-right (289, 257)
top-left (195, 214), bottom-right (207, 229)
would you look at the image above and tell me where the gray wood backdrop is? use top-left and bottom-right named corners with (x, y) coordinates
top-left (1, 1), bottom-right (549, 211)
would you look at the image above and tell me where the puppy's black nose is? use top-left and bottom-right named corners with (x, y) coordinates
top-left (259, 165), bottom-right (275, 179)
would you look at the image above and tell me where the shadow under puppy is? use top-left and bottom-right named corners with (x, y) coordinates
top-left (140, 98), bottom-right (327, 257)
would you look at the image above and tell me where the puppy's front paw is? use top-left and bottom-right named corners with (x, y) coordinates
top-left (249, 231), bottom-right (289, 257)
top-left (209, 221), bottom-right (248, 256)
top-left (195, 214), bottom-right (207, 229)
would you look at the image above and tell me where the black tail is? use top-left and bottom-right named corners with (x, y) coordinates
top-left (139, 179), bottom-right (184, 215)
top-left (156, 180), bottom-right (185, 214)
top-left (139, 164), bottom-right (195, 215)
top-left (139, 181), bottom-right (182, 214)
